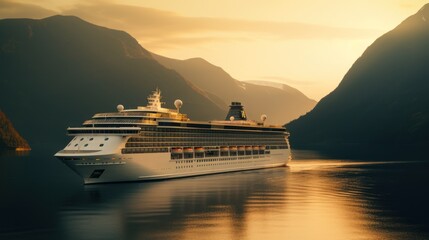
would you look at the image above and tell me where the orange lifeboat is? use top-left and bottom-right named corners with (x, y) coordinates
top-left (194, 147), bottom-right (205, 153)
top-left (229, 146), bottom-right (238, 151)
top-left (171, 147), bottom-right (183, 153)
top-left (184, 147), bottom-right (194, 153)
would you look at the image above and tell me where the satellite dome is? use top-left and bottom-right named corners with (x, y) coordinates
top-left (117, 104), bottom-right (124, 112)
top-left (261, 114), bottom-right (267, 122)
top-left (230, 116), bottom-right (235, 121)
top-left (174, 99), bottom-right (183, 109)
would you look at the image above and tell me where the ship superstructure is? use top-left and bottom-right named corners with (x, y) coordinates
top-left (55, 89), bottom-right (291, 184)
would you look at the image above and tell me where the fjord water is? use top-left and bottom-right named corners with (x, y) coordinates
top-left (1, 150), bottom-right (428, 240)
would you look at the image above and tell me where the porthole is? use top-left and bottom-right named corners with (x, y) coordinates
top-left (89, 138), bottom-right (94, 141)
top-left (99, 144), bottom-right (104, 147)
top-left (80, 138), bottom-right (84, 141)
top-left (84, 144), bottom-right (88, 147)
top-left (104, 137), bottom-right (109, 141)
top-left (74, 144), bottom-right (78, 147)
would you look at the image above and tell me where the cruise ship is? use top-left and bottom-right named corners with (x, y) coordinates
top-left (55, 89), bottom-right (292, 184)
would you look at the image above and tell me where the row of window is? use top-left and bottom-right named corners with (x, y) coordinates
top-left (70, 137), bottom-right (109, 142)
top-left (68, 136), bottom-right (109, 147)
top-left (68, 129), bottom-right (139, 134)
top-left (133, 131), bottom-right (284, 138)
top-left (121, 144), bottom-right (287, 155)
top-left (125, 141), bottom-right (286, 148)
top-left (69, 143), bottom-right (105, 148)
top-left (174, 156), bottom-right (260, 164)
top-left (170, 150), bottom-right (271, 160)
top-left (176, 159), bottom-right (258, 169)
top-left (59, 157), bottom-right (127, 161)
top-left (158, 121), bottom-right (284, 132)
top-left (121, 147), bottom-right (169, 154)
top-left (129, 135), bottom-right (284, 140)
top-left (139, 127), bottom-right (285, 135)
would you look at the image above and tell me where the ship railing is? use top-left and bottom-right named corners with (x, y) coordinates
top-left (93, 112), bottom-right (162, 118)
top-left (67, 127), bottom-right (141, 135)
top-left (83, 119), bottom-right (155, 125)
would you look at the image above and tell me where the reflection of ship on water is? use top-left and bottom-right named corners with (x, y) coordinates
top-left (59, 168), bottom-right (289, 239)
top-left (55, 89), bottom-right (291, 184)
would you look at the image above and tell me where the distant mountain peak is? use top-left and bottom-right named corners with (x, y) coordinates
top-left (286, 5), bottom-right (429, 147)
top-left (43, 15), bottom-right (85, 22)
top-left (41, 15), bottom-right (104, 29)
top-left (418, 3), bottom-right (429, 22)
top-left (185, 57), bottom-right (208, 63)
top-left (153, 53), bottom-right (317, 124)
top-left (0, 15), bottom-right (153, 59)
top-left (419, 3), bottom-right (429, 12)
top-left (0, 15), bottom-right (227, 149)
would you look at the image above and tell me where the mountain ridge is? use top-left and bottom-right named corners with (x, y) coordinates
top-left (0, 15), bottom-right (226, 150)
top-left (0, 110), bottom-right (30, 151)
top-left (153, 53), bottom-right (317, 124)
top-left (286, 4), bottom-right (429, 148)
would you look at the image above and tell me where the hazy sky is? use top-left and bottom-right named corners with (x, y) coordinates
top-left (1, 0), bottom-right (427, 100)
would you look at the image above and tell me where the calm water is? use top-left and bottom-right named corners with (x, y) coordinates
top-left (1, 149), bottom-right (429, 240)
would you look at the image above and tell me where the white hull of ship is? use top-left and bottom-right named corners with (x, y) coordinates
top-left (61, 149), bottom-right (291, 184)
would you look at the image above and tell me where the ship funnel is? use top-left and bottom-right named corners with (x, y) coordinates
top-left (225, 102), bottom-right (247, 121)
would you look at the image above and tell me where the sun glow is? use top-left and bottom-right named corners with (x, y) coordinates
top-left (1, 0), bottom-right (427, 100)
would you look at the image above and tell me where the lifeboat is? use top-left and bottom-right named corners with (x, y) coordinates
top-left (184, 147), bottom-right (194, 153)
top-left (260, 145), bottom-right (266, 150)
top-left (171, 147), bottom-right (183, 153)
top-left (220, 146), bottom-right (229, 152)
top-left (229, 146), bottom-right (238, 151)
top-left (194, 147), bottom-right (205, 153)
top-left (245, 146), bottom-right (253, 151)
top-left (238, 146), bottom-right (245, 151)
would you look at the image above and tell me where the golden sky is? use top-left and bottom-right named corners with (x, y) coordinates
top-left (1, 0), bottom-right (427, 100)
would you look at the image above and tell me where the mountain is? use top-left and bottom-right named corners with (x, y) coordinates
top-left (153, 54), bottom-right (317, 125)
top-left (0, 15), bottom-right (226, 150)
top-left (287, 4), bottom-right (429, 148)
top-left (0, 110), bottom-right (30, 150)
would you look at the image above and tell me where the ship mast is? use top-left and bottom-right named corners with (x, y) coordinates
top-left (146, 88), bottom-right (163, 110)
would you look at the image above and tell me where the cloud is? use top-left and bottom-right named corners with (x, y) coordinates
top-left (61, 2), bottom-right (381, 50)
top-left (143, 35), bottom-right (252, 50)
top-left (0, 0), bottom-right (56, 19)
top-left (259, 76), bottom-right (317, 86)
top-left (1, 1), bottom-right (381, 50)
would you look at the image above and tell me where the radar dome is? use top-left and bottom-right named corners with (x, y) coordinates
top-left (117, 104), bottom-right (124, 112)
top-left (229, 116), bottom-right (235, 121)
top-left (174, 99), bottom-right (183, 113)
top-left (261, 114), bottom-right (267, 122)
top-left (174, 99), bottom-right (183, 109)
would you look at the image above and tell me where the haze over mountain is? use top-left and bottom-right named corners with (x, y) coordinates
top-left (153, 54), bottom-right (316, 124)
top-left (0, 15), bottom-right (226, 150)
top-left (0, 110), bottom-right (30, 150)
top-left (287, 4), bottom-right (429, 148)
